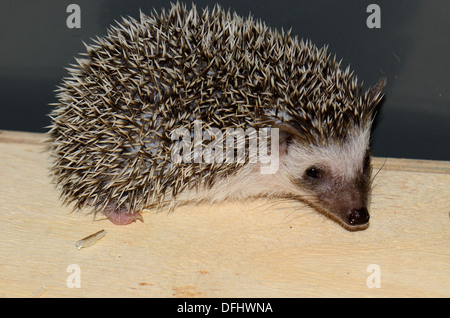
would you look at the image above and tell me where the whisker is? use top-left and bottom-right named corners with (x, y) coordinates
top-left (371, 157), bottom-right (386, 185)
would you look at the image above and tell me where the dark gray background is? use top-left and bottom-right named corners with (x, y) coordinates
top-left (1, 0), bottom-right (449, 160)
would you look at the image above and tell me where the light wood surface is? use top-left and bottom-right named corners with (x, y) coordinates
top-left (0, 129), bottom-right (449, 297)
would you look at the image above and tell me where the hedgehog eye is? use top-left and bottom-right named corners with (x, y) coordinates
top-left (305, 166), bottom-right (322, 179)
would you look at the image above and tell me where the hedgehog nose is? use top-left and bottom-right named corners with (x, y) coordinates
top-left (348, 208), bottom-right (370, 225)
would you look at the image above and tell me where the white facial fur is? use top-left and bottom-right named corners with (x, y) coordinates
top-left (283, 127), bottom-right (371, 183)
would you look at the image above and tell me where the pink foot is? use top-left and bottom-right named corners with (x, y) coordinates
top-left (102, 204), bottom-right (143, 225)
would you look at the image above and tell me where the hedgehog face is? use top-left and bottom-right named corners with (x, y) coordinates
top-left (280, 127), bottom-right (373, 230)
top-left (298, 152), bottom-right (372, 229)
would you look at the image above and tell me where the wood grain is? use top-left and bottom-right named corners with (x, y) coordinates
top-left (0, 130), bottom-right (449, 297)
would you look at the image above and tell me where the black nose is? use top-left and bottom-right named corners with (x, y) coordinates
top-left (348, 208), bottom-right (370, 225)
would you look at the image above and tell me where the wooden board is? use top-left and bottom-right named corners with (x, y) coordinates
top-left (0, 129), bottom-right (449, 297)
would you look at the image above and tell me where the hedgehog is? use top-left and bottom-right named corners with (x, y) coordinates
top-left (48, 2), bottom-right (385, 230)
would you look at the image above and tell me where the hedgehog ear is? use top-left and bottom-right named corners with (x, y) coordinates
top-left (276, 123), bottom-right (304, 156)
top-left (367, 77), bottom-right (386, 112)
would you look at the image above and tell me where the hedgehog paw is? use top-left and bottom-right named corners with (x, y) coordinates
top-left (102, 204), bottom-right (143, 225)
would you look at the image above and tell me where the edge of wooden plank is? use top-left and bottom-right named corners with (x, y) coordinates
top-left (0, 130), bottom-right (46, 145)
top-left (372, 157), bottom-right (450, 174)
top-left (1, 130), bottom-right (449, 174)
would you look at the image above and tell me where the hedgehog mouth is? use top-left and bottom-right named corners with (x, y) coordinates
top-left (292, 197), bottom-right (370, 231)
top-left (326, 207), bottom-right (371, 231)
top-left (322, 207), bottom-right (370, 231)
